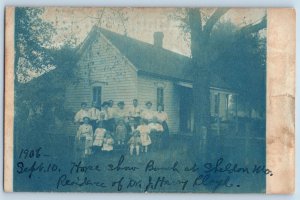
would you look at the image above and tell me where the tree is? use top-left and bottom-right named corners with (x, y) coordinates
top-left (14, 7), bottom-right (56, 83)
top-left (209, 21), bottom-right (266, 117)
top-left (186, 8), bottom-right (229, 136)
top-left (181, 8), bottom-right (266, 136)
top-left (14, 8), bottom-right (80, 148)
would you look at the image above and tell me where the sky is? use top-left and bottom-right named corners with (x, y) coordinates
top-left (42, 8), bottom-right (266, 56)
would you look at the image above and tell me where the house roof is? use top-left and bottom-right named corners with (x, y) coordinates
top-left (78, 26), bottom-right (233, 90)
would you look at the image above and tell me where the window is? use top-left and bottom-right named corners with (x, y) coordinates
top-left (92, 86), bottom-right (102, 109)
top-left (157, 87), bottom-right (164, 108)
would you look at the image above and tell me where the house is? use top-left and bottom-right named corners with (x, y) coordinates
top-left (64, 26), bottom-right (249, 134)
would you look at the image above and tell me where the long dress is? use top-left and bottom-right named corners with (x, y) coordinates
top-left (93, 128), bottom-right (106, 147)
top-left (115, 123), bottom-right (127, 143)
top-left (148, 122), bottom-right (163, 149)
top-left (106, 107), bottom-right (116, 132)
top-left (102, 137), bottom-right (114, 151)
top-left (155, 111), bottom-right (169, 148)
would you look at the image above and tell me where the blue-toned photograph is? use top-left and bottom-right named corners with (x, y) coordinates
top-left (12, 7), bottom-right (267, 193)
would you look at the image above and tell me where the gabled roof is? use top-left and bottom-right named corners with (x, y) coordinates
top-left (78, 26), bottom-right (233, 90)
top-left (77, 26), bottom-right (193, 82)
top-left (99, 27), bottom-right (194, 82)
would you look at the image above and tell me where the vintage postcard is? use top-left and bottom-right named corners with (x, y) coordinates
top-left (4, 7), bottom-right (295, 193)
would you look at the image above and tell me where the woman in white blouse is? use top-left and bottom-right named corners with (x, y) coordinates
top-left (141, 101), bottom-right (155, 122)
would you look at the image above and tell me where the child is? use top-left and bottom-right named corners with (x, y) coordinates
top-left (115, 119), bottom-right (127, 145)
top-left (136, 119), bottom-right (151, 153)
top-left (102, 132), bottom-right (114, 152)
top-left (128, 130), bottom-right (141, 156)
top-left (76, 117), bottom-right (93, 156)
top-left (93, 121), bottom-right (106, 153)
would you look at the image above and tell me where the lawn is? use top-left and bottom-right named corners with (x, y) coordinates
top-left (14, 131), bottom-right (266, 193)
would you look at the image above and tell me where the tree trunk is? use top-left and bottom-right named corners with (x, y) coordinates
top-left (192, 52), bottom-right (211, 137)
top-left (188, 9), bottom-right (211, 138)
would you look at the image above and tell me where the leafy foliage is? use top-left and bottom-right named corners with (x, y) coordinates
top-left (15, 7), bottom-right (56, 82)
top-left (14, 9), bottom-right (80, 147)
top-left (209, 21), bottom-right (266, 113)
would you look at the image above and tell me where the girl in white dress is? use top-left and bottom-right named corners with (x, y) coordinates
top-left (93, 121), bottom-right (106, 153)
top-left (102, 132), bottom-right (114, 152)
top-left (136, 119), bottom-right (151, 153)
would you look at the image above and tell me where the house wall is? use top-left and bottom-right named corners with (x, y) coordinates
top-left (137, 74), bottom-right (180, 133)
top-left (64, 33), bottom-right (138, 134)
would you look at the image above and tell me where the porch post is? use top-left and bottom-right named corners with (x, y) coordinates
top-left (217, 93), bottom-right (220, 135)
top-left (235, 95), bottom-right (238, 133)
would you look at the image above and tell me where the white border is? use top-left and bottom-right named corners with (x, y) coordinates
top-left (1, 0), bottom-right (299, 199)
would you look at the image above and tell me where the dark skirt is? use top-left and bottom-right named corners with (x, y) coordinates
top-left (151, 131), bottom-right (163, 150)
top-left (161, 121), bottom-right (169, 148)
top-left (90, 120), bottom-right (98, 132)
top-left (104, 118), bottom-right (115, 132)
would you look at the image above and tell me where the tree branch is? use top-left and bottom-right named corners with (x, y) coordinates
top-left (203, 8), bottom-right (230, 36)
top-left (188, 8), bottom-right (203, 33)
top-left (239, 15), bottom-right (267, 34)
top-left (187, 8), bottom-right (203, 59)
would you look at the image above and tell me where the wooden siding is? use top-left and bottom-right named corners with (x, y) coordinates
top-left (64, 33), bottom-right (138, 134)
top-left (137, 74), bottom-right (180, 133)
top-left (63, 31), bottom-right (247, 135)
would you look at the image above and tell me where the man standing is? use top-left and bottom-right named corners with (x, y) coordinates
top-left (89, 101), bottom-right (101, 131)
top-left (105, 100), bottom-right (115, 132)
top-left (74, 102), bottom-right (89, 124)
top-left (128, 99), bottom-right (142, 128)
top-left (114, 101), bottom-right (128, 121)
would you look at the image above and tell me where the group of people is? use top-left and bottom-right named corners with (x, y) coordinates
top-left (74, 99), bottom-right (169, 157)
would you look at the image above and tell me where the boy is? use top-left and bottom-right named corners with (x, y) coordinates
top-left (115, 119), bottom-right (127, 145)
top-left (76, 117), bottom-right (93, 156)
top-left (128, 130), bottom-right (141, 156)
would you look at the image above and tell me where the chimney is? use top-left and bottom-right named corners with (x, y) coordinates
top-left (153, 32), bottom-right (164, 48)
